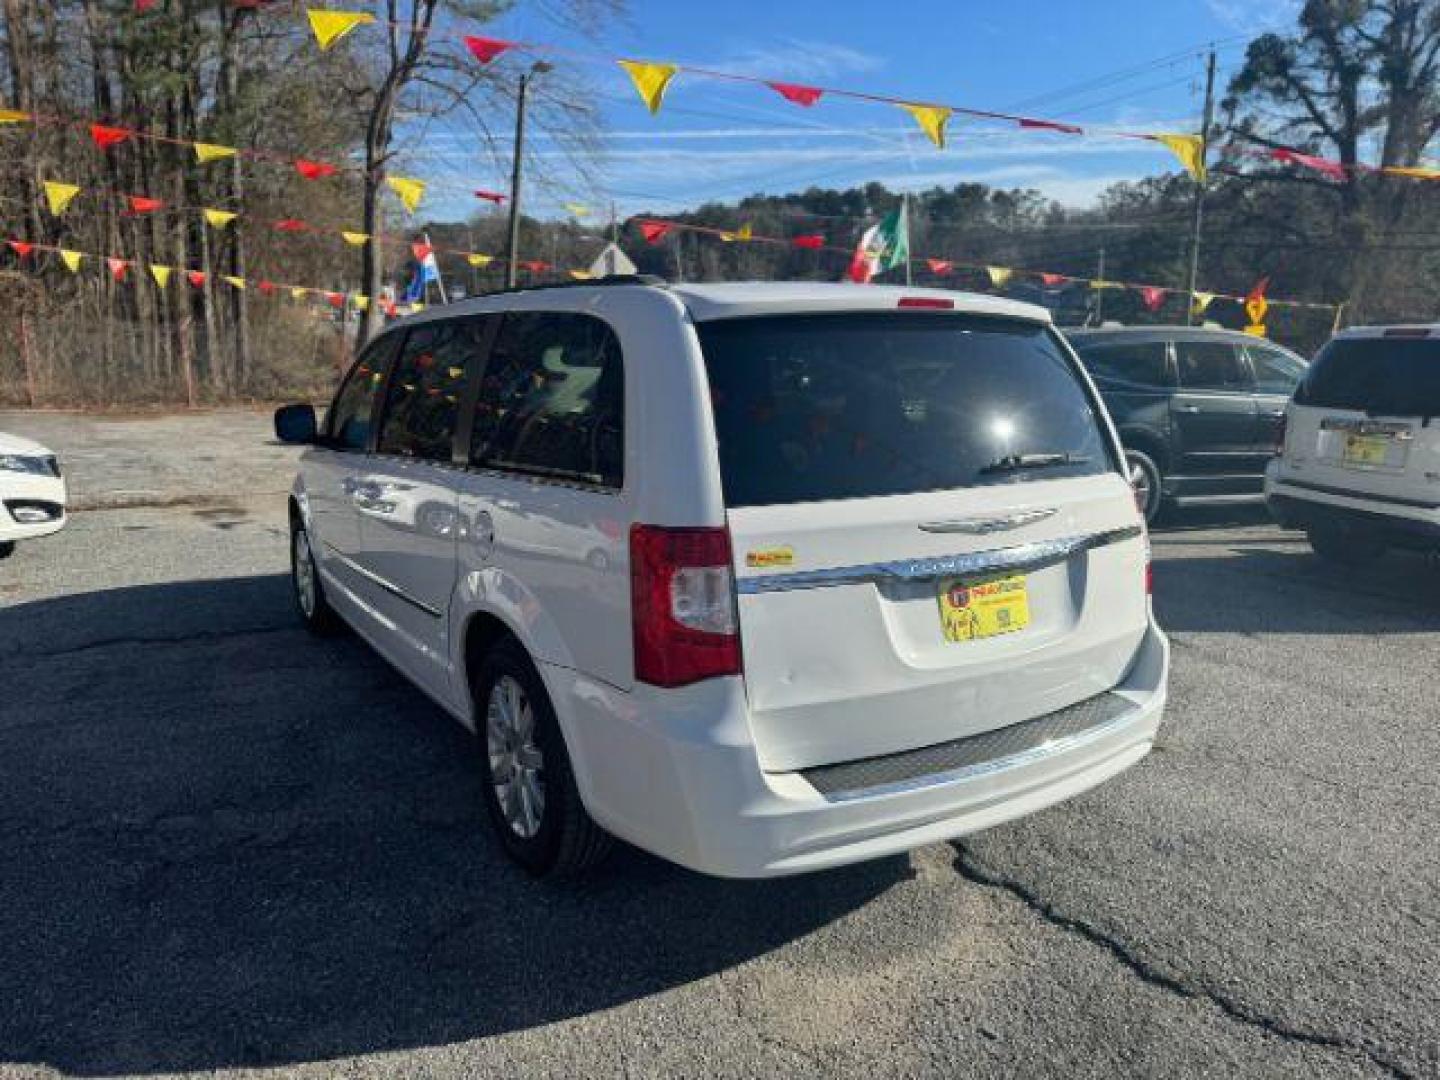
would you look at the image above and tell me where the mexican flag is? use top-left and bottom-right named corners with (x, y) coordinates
top-left (846, 203), bottom-right (910, 283)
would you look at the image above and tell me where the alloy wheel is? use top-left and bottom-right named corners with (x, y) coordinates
top-left (486, 675), bottom-right (546, 839)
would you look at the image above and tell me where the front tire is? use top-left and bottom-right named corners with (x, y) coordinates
top-left (1306, 525), bottom-right (1387, 567)
top-left (475, 637), bottom-right (612, 878)
top-left (0, 541), bottom-right (14, 560)
top-left (290, 517), bottom-right (342, 635)
top-left (1125, 449), bottom-right (1165, 525)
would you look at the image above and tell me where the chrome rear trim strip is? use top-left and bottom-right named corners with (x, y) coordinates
top-left (736, 525), bottom-right (1142, 595)
top-left (323, 543), bottom-right (444, 618)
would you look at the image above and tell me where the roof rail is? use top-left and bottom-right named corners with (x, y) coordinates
top-left (471, 274), bottom-right (667, 298)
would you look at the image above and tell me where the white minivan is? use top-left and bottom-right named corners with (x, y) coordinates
top-left (1267, 325), bottom-right (1440, 562)
top-left (275, 279), bottom-right (1169, 878)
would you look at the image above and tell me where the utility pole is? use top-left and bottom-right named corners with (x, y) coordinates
top-left (1186, 49), bottom-right (1217, 326)
top-left (1094, 245), bottom-right (1107, 324)
top-left (505, 62), bottom-right (551, 289)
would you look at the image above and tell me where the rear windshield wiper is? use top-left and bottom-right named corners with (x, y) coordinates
top-left (979, 452), bottom-right (1090, 475)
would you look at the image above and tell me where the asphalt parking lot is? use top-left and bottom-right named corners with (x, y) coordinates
top-left (2, 412), bottom-right (1437, 1079)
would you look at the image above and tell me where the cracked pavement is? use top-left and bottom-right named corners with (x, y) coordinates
top-left (1, 412), bottom-right (1437, 1078)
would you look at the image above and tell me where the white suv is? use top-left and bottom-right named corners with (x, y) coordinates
top-left (275, 279), bottom-right (1169, 878)
top-left (1267, 325), bottom-right (1440, 563)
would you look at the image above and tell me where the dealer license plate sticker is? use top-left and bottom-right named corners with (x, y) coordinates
top-left (938, 575), bottom-right (1031, 643)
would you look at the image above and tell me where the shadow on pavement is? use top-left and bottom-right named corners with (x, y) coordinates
top-left (0, 576), bottom-right (904, 1075)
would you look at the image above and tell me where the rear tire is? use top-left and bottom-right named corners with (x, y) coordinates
top-left (1306, 525), bottom-right (1387, 567)
top-left (1125, 449), bottom-right (1165, 525)
top-left (474, 637), bottom-right (612, 878)
top-left (290, 517), bottom-right (342, 635)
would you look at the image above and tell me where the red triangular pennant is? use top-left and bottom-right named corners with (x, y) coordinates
top-left (926, 258), bottom-right (954, 275)
top-left (1141, 286), bottom-right (1167, 312)
top-left (768, 81), bottom-right (823, 107)
top-left (258, 279), bottom-right (277, 296)
top-left (90, 123), bottom-right (133, 150)
top-left (186, 270), bottom-right (207, 288)
top-left (474, 189), bottom-right (507, 204)
top-left (107, 257), bottom-right (129, 282)
top-left (1040, 273), bottom-right (1068, 286)
top-left (8, 240), bottom-right (35, 259)
top-left (273, 218), bottom-right (308, 232)
top-left (639, 220), bottom-right (673, 245)
top-left (523, 260), bottom-right (550, 272)
top-left (1019, 117), bottom-right (1083, 135)
top-left (791, 234), bottom-right (825, 249)
top-left (463, 35), bottom-right (514, 64)
top-left (325, 291), bottom-right (345, 309)
top-left (295, 159), bottom-right (338, 180)
top-left (127, 195), bottom-right (164, 214)
top-left (411, 241), bottom-right (434, 261)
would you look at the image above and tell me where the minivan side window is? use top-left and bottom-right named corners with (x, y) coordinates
top-left (470, 312), bottom-right (624, 487)
top-left (375, 320), bottom-right (486, 462)
top-left (1176, 341), bottom-right (1252, 392)
top-left (1247, 345), bottom-right (1305, 395)
top-left (326, 336), bottom-right (396, 451)
top-left (1076, 342), bottom-right (1172, 389)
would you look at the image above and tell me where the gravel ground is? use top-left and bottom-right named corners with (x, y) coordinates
top-left (1, 413), bottom-right (1437, 1079)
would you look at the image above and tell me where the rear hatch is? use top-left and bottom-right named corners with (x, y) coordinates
top-left (697, 309), bottom-right (1150, 773)
top-left (1285, 331), bottom-right (1440, 505)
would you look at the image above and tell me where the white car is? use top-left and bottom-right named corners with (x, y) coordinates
top-left (1267, 324), bottom-right (1440, 562)
top-left (275, 279), bottom-right (1169, 879)
top-left (0, 431), bottom-right (67, 559)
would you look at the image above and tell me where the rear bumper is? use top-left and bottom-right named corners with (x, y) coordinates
top-left (1265, 475), bottom-right (1440, 549)
top-left (548, 617), bottom-right (1168, 879)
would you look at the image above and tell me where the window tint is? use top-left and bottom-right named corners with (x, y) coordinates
top-left (326, 336), bottom-right (395, 451)
top-left (1176, 341), bottom-right (1251, 392)
top-left (470, 312), bottom-right (624, 487)
top-left (1076, 341), bottom-right (1171, 389)
top-left (1296, 337), bottom-right (1440, 416)
top-left (1248, 346), bottom-right (1305, 395)
top-left (698, 313), bottom-right (1115, 508)
top-left (376, 320), bottom-right (487, 461)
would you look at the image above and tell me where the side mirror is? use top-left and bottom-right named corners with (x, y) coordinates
top-left (274, 402), bottom-right (318, 445)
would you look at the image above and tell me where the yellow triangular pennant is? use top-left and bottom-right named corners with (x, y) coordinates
top-left (341, 231), bottom-right (370, 246)
top-left (149, 264), bottom-right (172, 288)
top-left (0, 109), bottom-right (31, 123)
top-left (466, 253), bottom-right (494, 268)
top-left (386, 175), bottom-right (426, 213)
top-left (354, 295), bottom-right (370, 311)
top-left (306, 9), bottom-right (376, 52)
top-left (204, 208), bottom-right (238, 229)
top-left (59, 249), bottom-right (83, 273)
top-left (1192, 291), bottom-right (1216, 315)
top-left (1090, 279), bottom-right (1122, 290)
top-left (193, 142), bottom-right (237, 165)
top-left (618, 60), bottom-right (679, 115)
top-left (569, 269), bottom-right (594, 280)
top-left (222, 275), bottom-right (246, 290)
top-left (718, 231), bottom-right (737, 242)
top-left (564, 202), bottom-right (590, 217)
top-left (1154, 133), bottom-right (1207, 183)
top-left (736, 223), bottom-right (753, 241)
top-left (410, 302), bottom-right (426, 313)
top-left (900, 104), bottom-right (953, 149)
top-left (43, 181), bottom-right (81, 217)
top-left (291, 287), bottom-right (309, 300)
top-left (1384, 165), bottom-right (1440, 180)
top-left (986, 266), bottom-right (1013, 288)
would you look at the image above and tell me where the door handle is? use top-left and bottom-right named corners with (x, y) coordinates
top-left (1263, 410), bottom-right (1286, 419)
top-left (1176, 405), bottom-right (1202, 414)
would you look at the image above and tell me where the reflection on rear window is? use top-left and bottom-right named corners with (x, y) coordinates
top-left (1297, 338), bottom-right (1440, 416)
top-left (697, 313), bottom-right (1116, 508)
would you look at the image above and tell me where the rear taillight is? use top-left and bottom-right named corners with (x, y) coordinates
top-left (630, 525), bottom-right (741, 687)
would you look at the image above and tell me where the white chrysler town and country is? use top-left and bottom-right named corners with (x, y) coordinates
top-left (275, 279), bottom-right (1169, 878)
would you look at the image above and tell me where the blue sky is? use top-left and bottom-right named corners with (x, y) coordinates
top-left (407, 0), bottom-right (1304, 222)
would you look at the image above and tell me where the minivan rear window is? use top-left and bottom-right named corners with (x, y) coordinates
top-left (1296, 337), bottom-right (1440, 416)
top-left (697, 313), bottom-right (1116, 507)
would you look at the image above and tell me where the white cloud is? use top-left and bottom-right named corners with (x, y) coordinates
top-left (1206, 0), bottom-right (1300, 34)
top-left (706, 39), bottom-right (886, 82)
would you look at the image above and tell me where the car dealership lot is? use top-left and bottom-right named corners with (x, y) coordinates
top-left (1, 412), bottom-right (1437, 1079)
